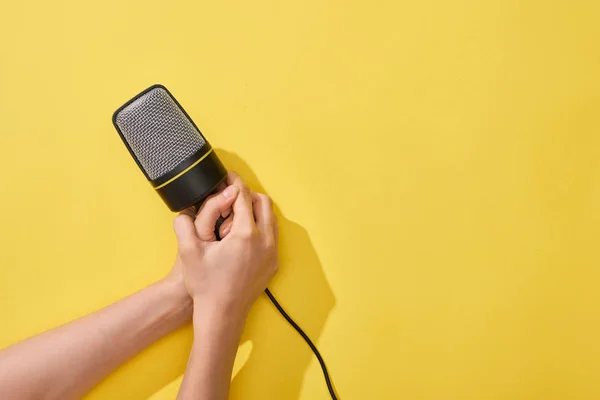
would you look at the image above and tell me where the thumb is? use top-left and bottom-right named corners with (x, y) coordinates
top-left (195, 185), bottom-right (239, 241)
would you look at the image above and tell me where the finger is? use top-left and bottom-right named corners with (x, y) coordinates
top-left (251, 192), bottom-right (275, 233)
top-left (217, 214), bottom-right (234, 239)
top-left (224, 171), bottom-right (256, 232)
top-left (173, 214), bottom-right (198, 250)
top-left (231, 181), bottom-right (256, 231)
top-left (226, 171), bottom-right (243, 186)
top-left (222, 173), bottom-right (255, 231)
top-left (195, 185), bottom-right (240, 241)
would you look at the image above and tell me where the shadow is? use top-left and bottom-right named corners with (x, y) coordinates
top-left (216, 149), bottom-right (336, 400)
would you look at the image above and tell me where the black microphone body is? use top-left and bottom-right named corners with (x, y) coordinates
top-left (151, 146), bottom-right (226, 212)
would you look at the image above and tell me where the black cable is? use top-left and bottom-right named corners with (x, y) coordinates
top-left (264, 288), bottom-right (338, 400)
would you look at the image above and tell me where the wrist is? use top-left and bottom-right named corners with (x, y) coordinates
top-left (192, 298), bottom-right (249, 334)
top-left (158, 276), bottom-right (193, 325)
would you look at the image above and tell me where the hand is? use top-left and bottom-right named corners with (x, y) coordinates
top-left (164, 180), bottom-right (233, 299)
top-left (173, 172), bottom-right (279, 318)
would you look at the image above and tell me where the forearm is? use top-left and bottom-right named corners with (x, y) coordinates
top-left (177, 303), bottom-right (247, 400)
top-left (0, 277), bottom-right (192, 400)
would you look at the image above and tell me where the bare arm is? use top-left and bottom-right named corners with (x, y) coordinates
top-left (178, 305), bottom-right (247, 400)
top-left (0, 271), bottom-right (192, 400)
top-left (0, 172), bottom-right (277, 400)
top-left (0, 180), bottom-right (242, 400)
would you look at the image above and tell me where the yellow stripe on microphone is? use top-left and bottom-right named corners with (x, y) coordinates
top-left (153, 148), bottom-right (214, 190)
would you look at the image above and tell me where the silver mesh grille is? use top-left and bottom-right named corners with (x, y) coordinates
top-left (115, 87), bottom-right (206, 180)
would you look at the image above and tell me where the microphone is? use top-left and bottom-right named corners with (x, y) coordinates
top-left (112, 84), bottom-right (227, 211)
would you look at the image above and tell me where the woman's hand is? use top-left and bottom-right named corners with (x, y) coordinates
top-left (173, 171), bottom-right (279, 318)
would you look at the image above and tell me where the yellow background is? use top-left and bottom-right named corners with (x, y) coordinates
top-left (1, 0), bottom-right (599, 398)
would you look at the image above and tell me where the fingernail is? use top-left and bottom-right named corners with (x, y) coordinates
top-left (221, 223), bottom-right (232, 237)
top-left (223, 185), bottom-right (239, 199)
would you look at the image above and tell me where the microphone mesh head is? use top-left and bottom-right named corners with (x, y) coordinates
top-left (114, 87), bottom-right (206, 180)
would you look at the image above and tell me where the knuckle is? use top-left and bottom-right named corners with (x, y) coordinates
top-left (236, 227), bottom-right (255, 240)
top-left (259, 193), bottom-right (273, 207)
top-left (238, 183), bottom-right (251, 195)
top-left (173, 214), bottom-right (185, 228)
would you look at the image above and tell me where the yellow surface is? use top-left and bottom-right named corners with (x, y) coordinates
top-left (1, 0), bottom-right (600, 398)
